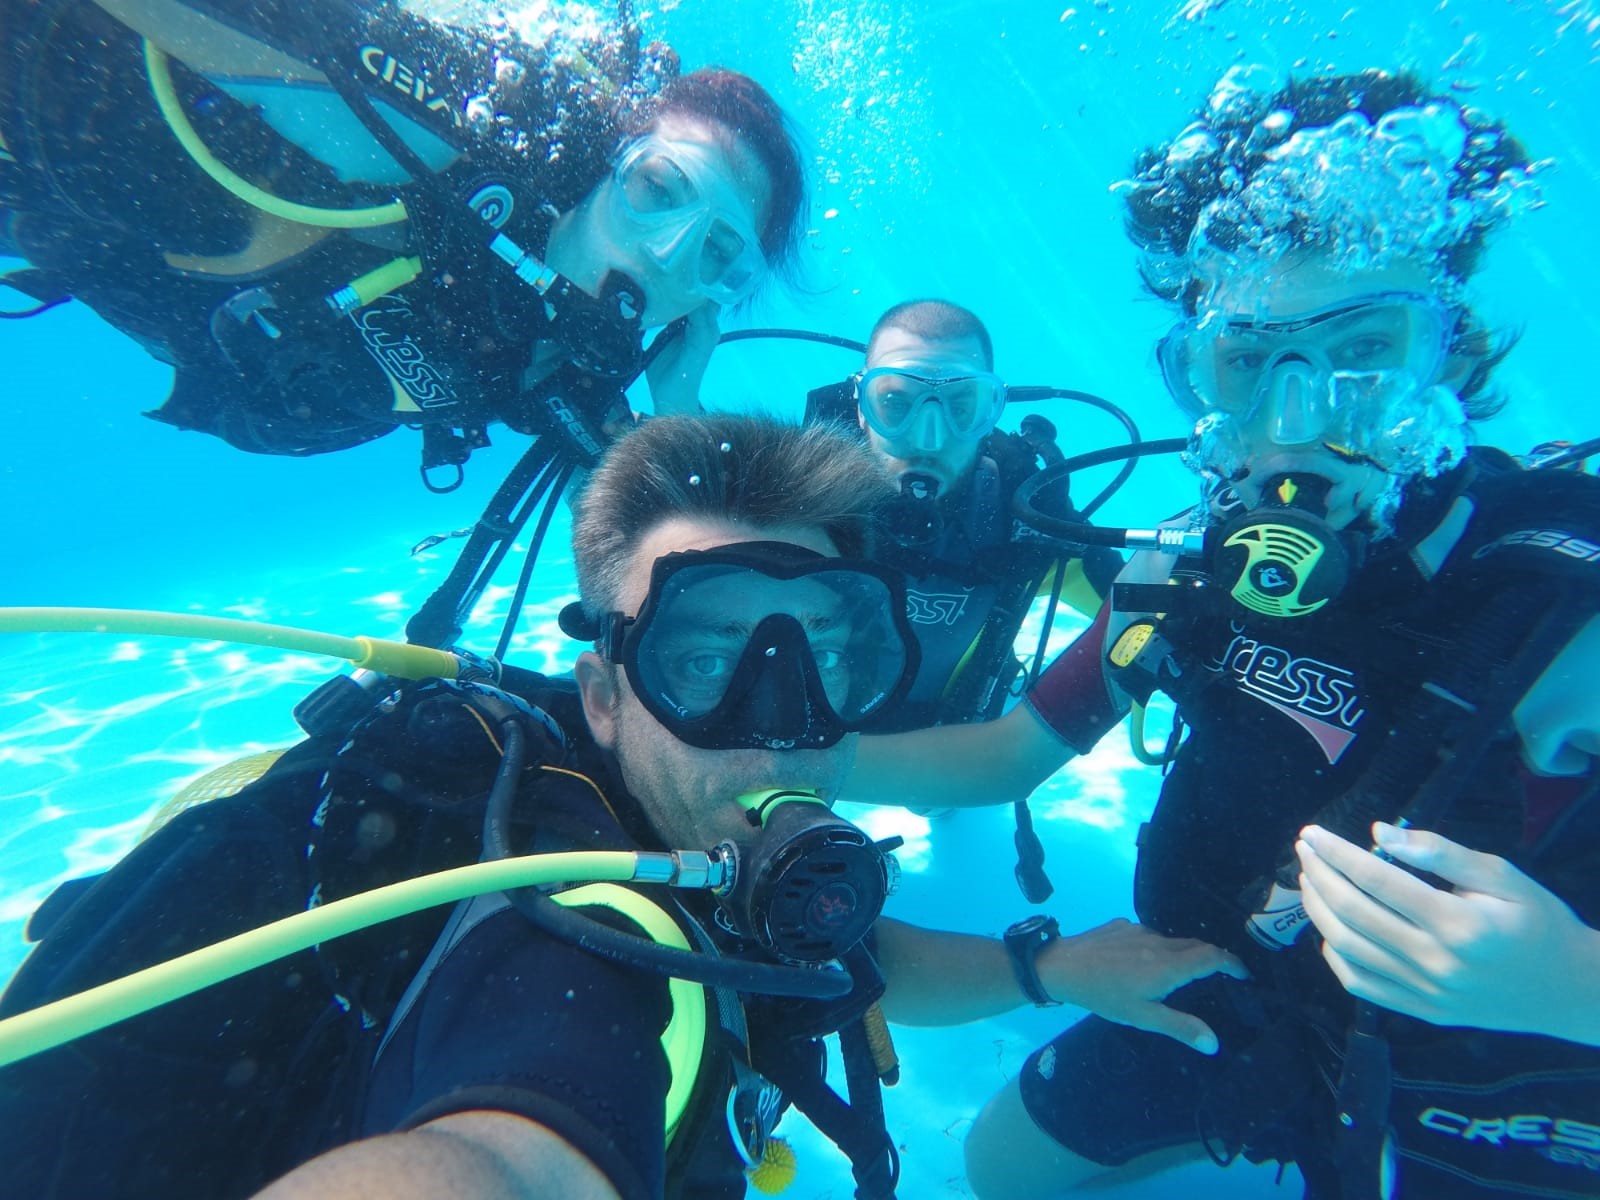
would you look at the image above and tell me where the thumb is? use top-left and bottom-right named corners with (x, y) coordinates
top-left (1373, 822), bottom-right (1536, 901)
top-left (1123, 1003), bottom-right (1221, 1056)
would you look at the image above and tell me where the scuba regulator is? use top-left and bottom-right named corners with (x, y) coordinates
top-left (874, 473), bottom-right (946, 548)
top-left (711, 789), bottom-right (901, 965)
top-left (1210, 472), bottom-right (1362, 619)
top-left (1014, 440), bottom-right (1366, 623)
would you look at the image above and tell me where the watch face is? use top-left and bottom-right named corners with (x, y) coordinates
top-left (1008, 915), bottom-right (1053, 940)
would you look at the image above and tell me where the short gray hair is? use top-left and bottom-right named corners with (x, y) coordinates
top-left (572, 413), bottom-right (893, 616)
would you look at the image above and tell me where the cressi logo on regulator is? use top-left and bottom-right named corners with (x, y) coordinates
top-left (1212, 474), bottom-right (1356, 619)
top-left (1221, 522), bottom-right (1330, 617)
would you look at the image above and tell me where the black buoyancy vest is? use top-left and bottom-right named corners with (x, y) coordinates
top-left (1127, 453), bottom-right (1600, 954)
top-left (0, 0), bottom-right (638, 461)
top-left (1119, 456), bottom-right (1600, 1199)
top-left (0, 676), bottom-right (597, 1198)
top-left (873, 434), bottom-right (1121, 729)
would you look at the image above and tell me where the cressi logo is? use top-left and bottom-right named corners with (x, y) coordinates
top-left (906, 588), bottom-right (972, 627)
top-left (1211, 625), bottom-right (1365, 764)
top-left (1418, 1108), bottom-right (1600, 1170)
top-left (351, 296), bottom-right (457, 409)
top-left (541, 394), bottom-right (604, 460)
top-left (359, 45), bottom-right (461, 126)
top-left (1474, 528), bottom-right (1600, 564)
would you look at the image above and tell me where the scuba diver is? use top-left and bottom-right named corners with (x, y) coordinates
top-left (838, 72), bottom-right (1600, 1200)
top-left (0, 414), bottom-right (1242, 1200)
top-left (806, 299), bottom-right (1132, 902)
top-left (0, 0), bottom-right (805, 489)
top-left (808, 299), bottom-right (1126, 732)
top-left (804, 299), bottom-right (1129, 901)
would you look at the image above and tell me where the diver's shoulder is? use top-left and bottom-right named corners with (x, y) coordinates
top-left (1434, 447), bottom-right (1600, 586)
top-left (1466, 445), bottom-right (1600, 526)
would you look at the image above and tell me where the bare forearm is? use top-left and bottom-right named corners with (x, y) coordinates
top-left (876, 915), bottom-right (1250, 1054)
top-left (253, 1112), bottom-right (620, 1200)
top-left (875, 917), bottom-right (1031, 1025)
top-left (845, 704), bottom-right (1075, 809)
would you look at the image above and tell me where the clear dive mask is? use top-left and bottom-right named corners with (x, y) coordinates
top-left (591, 542), bottom-right (919, 751)
top-left (1158, 292), bottom-right (1458, 464)
top-left (855, 365), bottom-right (1008, 449)
top-left (609, 136), bottom-right (768, 307)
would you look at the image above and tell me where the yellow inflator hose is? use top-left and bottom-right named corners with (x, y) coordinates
top-left (144, 39), bottom-right (408, 228)
top-left (0, 607), bottom-right (460, 680)
top-left (0, 851), bottom-right (638, 1069)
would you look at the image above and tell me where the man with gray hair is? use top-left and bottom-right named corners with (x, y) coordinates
top-left (0, 412), bottom-right (1239, 1200)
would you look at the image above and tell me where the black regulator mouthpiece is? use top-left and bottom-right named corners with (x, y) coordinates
top-left (715, 789), bottom-right (900, 965)
top-left (1212, 472), bottom-right (1361, 619)
top-left (534, 269), bottom-right (647, 380)
top-left (874, 472), bottom-right (945, 548)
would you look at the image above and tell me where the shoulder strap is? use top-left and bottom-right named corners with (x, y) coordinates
top-left (557, 884), bottom-right (707, 1143)
top-left (374, 881), bottom-right (709, 1142)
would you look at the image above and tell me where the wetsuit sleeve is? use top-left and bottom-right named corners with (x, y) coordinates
top-left (1022, 600), bottom-right (1129, 755)
top-left (363, 906), bottom-right (674, 1200)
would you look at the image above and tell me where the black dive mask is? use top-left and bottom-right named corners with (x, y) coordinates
top-left (567, 542), bottom-right (920, 750)
top-left (873, 472), bottom-right (945, 548)
top-left (537, 268), bottom-right (647, 379)
top-left (1211, 472), bottom-right (1365, 618)
top-left (712, 788), bottom-right (900, 964)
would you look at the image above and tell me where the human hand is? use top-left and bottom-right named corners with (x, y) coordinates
top-left (1297, 822), bottom-right (1600, 1044)
top-left (645, 302), bottom-right (721, 415)
top-left (1039, 918), bottom-right (1248, 1055)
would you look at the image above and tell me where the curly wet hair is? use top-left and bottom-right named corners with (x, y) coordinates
top-left (1122, 69), bottom-right (1534, 415)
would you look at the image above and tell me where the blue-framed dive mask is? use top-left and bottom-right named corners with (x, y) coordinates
top-left (596, 542), bottom-right (919, 750)
top-left (609, 136), bottom-right (768, 307)
top-left (1158, 292), bottom-right (1458, 457)
top-left (854, 366), bottom-right (1008, 449)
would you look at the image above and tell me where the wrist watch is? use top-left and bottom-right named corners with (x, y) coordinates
top-left (1003, 914), bottom-right (1062, 1007)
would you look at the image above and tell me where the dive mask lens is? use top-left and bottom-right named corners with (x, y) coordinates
top-left (855, 368), bottom-right (1006, 442)
top-left (611, 137), bottom-right (767, 305)
top-left (1167, 292), bottom-right (1456, 432)
top-left (613, 543), bottom-right (919, 750)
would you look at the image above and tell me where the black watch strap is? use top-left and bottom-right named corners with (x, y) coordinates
top-left (1003, 915), bottom-right (1062, 1007)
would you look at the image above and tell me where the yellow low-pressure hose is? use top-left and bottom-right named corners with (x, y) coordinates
top-left (0, 607), bottom-right (459, 680)
top-left (0, 851), bottom-right (640, 1069)
top-left (143, 39), bottom-right (408, 228)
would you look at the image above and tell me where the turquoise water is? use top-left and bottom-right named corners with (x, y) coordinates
top-left (3, 1), bottom-right (1599, 1196)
